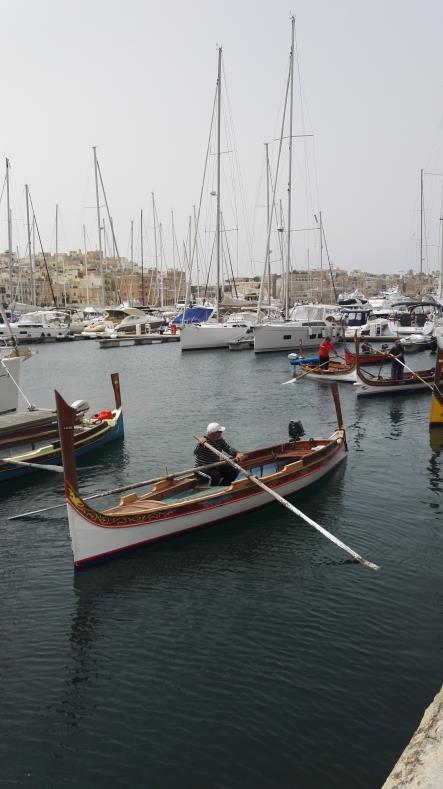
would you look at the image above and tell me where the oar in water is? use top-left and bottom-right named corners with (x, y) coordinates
top-left (8, 460), bottom-right (228, 520)
top-left (197, 437), bottom-right (379, 571)
top-left (282, 359), bottom-right (330, 385)
top-left (0, 458), bottom-right (64, 473)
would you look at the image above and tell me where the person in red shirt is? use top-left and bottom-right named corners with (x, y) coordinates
top-left (318, 336), bottom-right (337, 369)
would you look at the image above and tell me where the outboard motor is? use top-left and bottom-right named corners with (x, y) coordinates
top-left (288, 420), bottom-right (305, 442)
top-left (71, 399), bottom-right (90, 417)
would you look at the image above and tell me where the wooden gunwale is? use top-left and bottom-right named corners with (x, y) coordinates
top-left (66, 433), bottom-right (344, 529)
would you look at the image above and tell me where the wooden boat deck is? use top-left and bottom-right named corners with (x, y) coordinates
top-left (0, 410), bottom-right (58, 437)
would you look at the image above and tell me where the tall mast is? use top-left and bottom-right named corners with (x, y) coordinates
top-left (5, 158), bottom-right (13, 302)
top-left (286, 16), bottom-right (295, 320)
top-left (25, 185), bottom-right (35, 306)
top-left (152, 192), bottom-right (159, 306)
top-left (319, 210), bottom-right (323, 303)
top-left (193, 206), bottom-right (200, 300)
top-left (265, 142), bottom-right (271, 305)
top-left (159, 222), bottom-right (164, 308)
top-left (140, 209), bottom-right (144, 306)
top-left (83, 224), bottom-right (89, 303)
top-left (216, 46), bottom-right (222, 318)
top-left (420, 168), bottom-right (424, 275)
top-left (130, 219), bottom-right (134, 274)
top-left (171, 210), bottom-right (176, 304)
top-left (93, 146), bottom-right (105, 305)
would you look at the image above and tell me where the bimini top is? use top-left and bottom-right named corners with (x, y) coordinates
top-left (171, 306), bottom-right (214, 325)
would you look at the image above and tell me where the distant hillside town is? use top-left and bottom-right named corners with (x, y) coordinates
top-left (0, 249), bottom-right (439, 307)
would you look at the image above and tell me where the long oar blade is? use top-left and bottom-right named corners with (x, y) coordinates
top-left (197, 436), bottom-right (379, 571)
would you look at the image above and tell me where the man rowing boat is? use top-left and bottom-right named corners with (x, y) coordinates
top-left (194, 422), bottom-right (244, 487)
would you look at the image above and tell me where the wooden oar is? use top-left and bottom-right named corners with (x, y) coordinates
top-left (0, 458), bottom-right (64, 473)
top-left (282, 359), bottom-right (330, 385)
top-left (197, 437), bottom-right (379, 571)
top-left (8, 460), bottom-right (227, 520)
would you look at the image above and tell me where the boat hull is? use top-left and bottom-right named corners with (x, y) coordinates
top-left (0, 409), bottom-right (124, 481)
top-left (354, 367), bottom-right (434, 396)
top-left (254, 323), bottom-right (341, 353)
top-left (180, 323), bottom-right (253, 350)
top-left (298, 363), bottom-right (357, 383)
top-left (67, 435), bottom-right (346, 566)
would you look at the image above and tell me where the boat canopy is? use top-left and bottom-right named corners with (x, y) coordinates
top-left (171, 306), bottom-right (214, 325)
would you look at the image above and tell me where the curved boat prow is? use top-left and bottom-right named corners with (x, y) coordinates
top-left (55, 388), bottom-right (79, 491)
top-left (111, 372), bottom-right (122, 410)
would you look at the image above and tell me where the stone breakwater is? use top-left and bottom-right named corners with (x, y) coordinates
top-left (382, 686), bottom-right (443, 788)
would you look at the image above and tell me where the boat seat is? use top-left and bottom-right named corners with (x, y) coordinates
top-left (104, 499), bottom-right (169, 515)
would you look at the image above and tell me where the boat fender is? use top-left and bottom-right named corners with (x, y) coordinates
top-left (288, 420), bottom-right (305, 442)
top-left (92, 410), bottom-right (113, 421)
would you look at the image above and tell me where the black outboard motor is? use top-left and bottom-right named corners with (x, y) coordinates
top-left (288, 420), bottom-right (305, 442)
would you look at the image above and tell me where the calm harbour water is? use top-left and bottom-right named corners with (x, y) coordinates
top-left (1, 340), bottom-right (441, 788)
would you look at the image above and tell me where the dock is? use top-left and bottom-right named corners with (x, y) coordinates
top-left (382, 685), bottom-right (443, 788)
top-left (98, 334), bottom-right (180, 349)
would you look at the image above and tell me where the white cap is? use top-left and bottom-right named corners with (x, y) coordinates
top-left (206, 422), bottom-right (225, 434)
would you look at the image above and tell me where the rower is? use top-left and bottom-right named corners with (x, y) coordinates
top-left (194, 422), bottom-right (244, 487)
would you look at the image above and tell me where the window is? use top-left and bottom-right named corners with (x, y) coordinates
top-left (283, 334), bottom-right (292, 340)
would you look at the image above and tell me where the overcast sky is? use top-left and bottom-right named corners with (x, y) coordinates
top-left (2, 0), bottom-right (443, 279)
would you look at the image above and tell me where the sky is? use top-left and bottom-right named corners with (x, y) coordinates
top-left (2, 0), bottom-right (443, 279)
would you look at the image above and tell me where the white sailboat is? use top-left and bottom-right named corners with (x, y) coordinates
top-left (253, 18), bottom-right (339, 354)
top-left (180, 48), bottom-right (254, 351)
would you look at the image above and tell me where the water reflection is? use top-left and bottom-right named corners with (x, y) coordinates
top-left (427, 429), bottom-right (442, 507)
top-left (388, 400), bottom-right (404, 439)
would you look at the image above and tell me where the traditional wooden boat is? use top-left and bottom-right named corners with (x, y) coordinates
top-left (429, 344), bottom-right (443, 426)
top-left (344, 344), bottom-right (389, 366)
top-left (297, 359), bottom-right (357, 383)
top-left (55, 383), bottom-right (347, 567)
top-left (354, 363), bottom-right (435, 396)
top-left (0, 373), bottom-right (124, 481)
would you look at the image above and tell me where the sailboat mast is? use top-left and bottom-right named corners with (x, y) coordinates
top-left (25, 185), bottom-right (35, 306)
top-left (93, 146), bottom-right (105, 305)
top-left (5, 158), bottom-right (13, 303)
top-left (286, 16), bottom-right (295, 320)
top-left (140, 209), bottom-right (144, 306)
top-left (216, 46), bottom-right (222, 319)
top-left (420, 168), bottom-right (424, 275)
top-left (265, 142), bottom-right (271, 305)
top-left (130, 219), bottom-right (134, 274)
top-left (319, 210), bottom-right (323, 303)
top-left (83, 224), bottom-right (89, 304)
top-left (152, 192), bottom-right (159, 306)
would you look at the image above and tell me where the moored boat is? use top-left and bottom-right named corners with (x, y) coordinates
top-left (344, 344), bottom-right (389, 366)
top-left (55, 384), bottom-right (347, 567)
top-left (429, 344), bottom-right (443, 426)
top-left (354, 363), bottom-right (434, 396)
top-left (0, 373), bottom-right (124, 481)
top-left (296, 359), bottom-right (357, 383)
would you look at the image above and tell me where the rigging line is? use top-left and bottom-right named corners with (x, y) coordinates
top-left (257, 43), bottom-right (292, 315)
top-left (96, 159), bottom-right (121, 265)
top-left (221, 60), bottom-right (254, 265)
top-left (187, 82), bottom-right (218, 291)
top-left (319, 216), bottom-right (338, 303)
top-left (221, 212), bottom-right (238, 298)
top-left (28, 190), bottom-right (57, 307)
